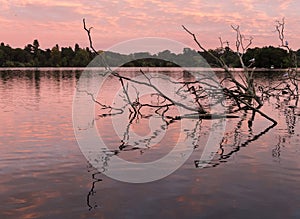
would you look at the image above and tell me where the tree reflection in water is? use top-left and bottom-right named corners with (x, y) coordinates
top-left (85, 112), bottom-right (278, 209)
top-left (80, 70), bottom-right (299, 210)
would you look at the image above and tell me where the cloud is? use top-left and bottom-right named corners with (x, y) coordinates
top-left (0, 0), bottom-right (299, 50)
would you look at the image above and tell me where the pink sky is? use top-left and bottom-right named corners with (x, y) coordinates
top-left (1, 0), bottom-right (300, 53)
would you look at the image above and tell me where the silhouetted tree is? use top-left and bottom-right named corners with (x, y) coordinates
top-left (50, 44), bottom-right (61, 67)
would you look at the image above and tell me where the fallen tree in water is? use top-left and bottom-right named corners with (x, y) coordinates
top-left (78, 18), bottom-right (298, 173)
top-left (82, 18), bottom-right (283, 125)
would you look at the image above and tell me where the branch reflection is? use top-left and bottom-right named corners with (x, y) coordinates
top-left (80, 70), bottom-right (298, 210)
top-left (85, 109), bottom-right (279, 209)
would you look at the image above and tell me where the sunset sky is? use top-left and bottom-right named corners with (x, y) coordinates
top-left (1, 0), bottom-right (300, 53)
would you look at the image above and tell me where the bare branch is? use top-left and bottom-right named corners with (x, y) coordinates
top-left (182, 25), bottom-right (228, 69)
top-left (275, 17), bottom-right (290, 50)
top-left (83, 18), bottom-right (99, 55)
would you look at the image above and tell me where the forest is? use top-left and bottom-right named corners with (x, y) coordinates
top-left (0, 39), bottom-right (300, 68)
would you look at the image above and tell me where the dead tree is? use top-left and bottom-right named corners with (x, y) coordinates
top-left (182, 25), bottom-right (276, 124)
top-left (80, 18), bottom-right (300, 176)
top-left (82, 19), bottom-right (234, 123)
top-left (274, 17), bottom-right (299, 106)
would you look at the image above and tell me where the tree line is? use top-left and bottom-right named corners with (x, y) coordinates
top-left (0, 39), bottom-right (299, 68)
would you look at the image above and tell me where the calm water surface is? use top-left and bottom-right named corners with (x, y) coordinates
top-left (0, 69), bottom-right (299, 219)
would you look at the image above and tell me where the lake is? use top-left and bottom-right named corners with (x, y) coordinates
top-left (0, 68), bottom-right (299, 219)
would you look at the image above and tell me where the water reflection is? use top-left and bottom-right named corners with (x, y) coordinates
top-left (272, 136), bottom-right (282, 159)
top-left (86, 163), bottom-right (102, 210)
top-left (78, 70), bottom-right (286, 171)
top-left (1, 69), bottom-right (299, 218)
top-left (78, 70), bottom-right (299, 213)
top-left (284, 107), bottom-right (297, 135)
top-left (200, 114), bottom-right (277, 168)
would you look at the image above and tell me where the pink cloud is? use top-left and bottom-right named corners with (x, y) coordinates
top-left (0, 0), bottom-right (299, 51)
